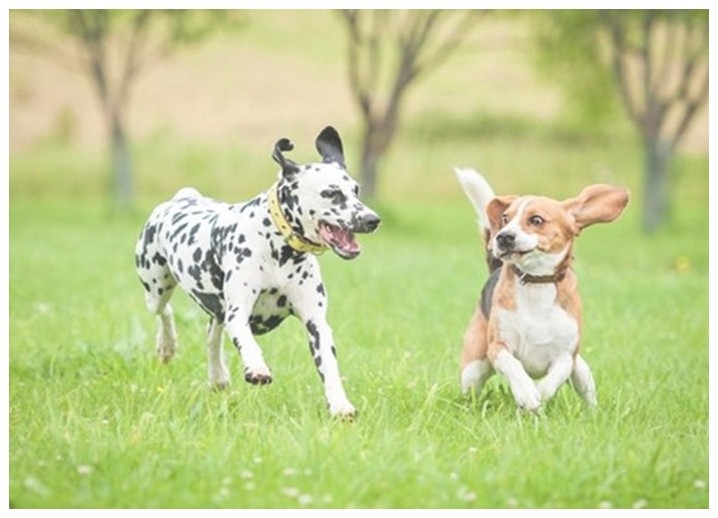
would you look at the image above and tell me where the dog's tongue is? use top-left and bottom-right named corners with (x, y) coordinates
top-left (318, 222), bottom-right (359, 256)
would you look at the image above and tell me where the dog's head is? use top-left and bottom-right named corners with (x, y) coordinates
top-left (485, 185), bottom-right (629, 274)
top-left (272, 126), bottom-right (381, 260)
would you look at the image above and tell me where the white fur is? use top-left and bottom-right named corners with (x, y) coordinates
top-left (571, 354), bottom-right (597, 407)
top-left (493, 348), bottom-right (541, 411)
top-left (461, 359), bottom-right (493, 394)
top-left (454, 168), bottom-right (495, 231)
top-left (495, 283), bottom-right (579, 379)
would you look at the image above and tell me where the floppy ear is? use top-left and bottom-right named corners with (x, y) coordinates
top-left (315, 126), bottom-right (346, 168)
top-left (563, 184), bottom-right (629, 231)
top-left (272, 138), bottom-right (300, 177)
top-left (485, 195), bottom-right (517, 235)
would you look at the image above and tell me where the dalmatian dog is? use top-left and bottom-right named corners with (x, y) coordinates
top-left (134, 126), bottom-right (380, 418)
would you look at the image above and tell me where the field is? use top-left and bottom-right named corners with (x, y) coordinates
top-left (8, 11), bottom-right (709, 509)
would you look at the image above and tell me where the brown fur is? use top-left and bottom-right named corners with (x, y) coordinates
top-left (460, 180), bottom-right (629, 402)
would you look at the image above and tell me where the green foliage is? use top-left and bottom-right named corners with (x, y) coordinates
top-left (529, 10), bottom-right (621, 131)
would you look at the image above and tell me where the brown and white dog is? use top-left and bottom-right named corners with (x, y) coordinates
top-left (455, 168), bottom-right (629, 411)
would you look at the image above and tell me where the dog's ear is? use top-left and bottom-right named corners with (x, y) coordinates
top-left (272, 138), bottom-right (300, 177)
top-left (564, 184), bottom-right (630, 231)
top-left (485, 195), bottom-right (517, 235)
top-left (315, 126), bottom-right (346, 168)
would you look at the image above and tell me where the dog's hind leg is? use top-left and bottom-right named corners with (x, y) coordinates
top-left (137, 251), bottom-right (178, 364)
top-left (207, 318), bottom-right (230, 390)
top-left (143, 284), bottom-right (178, 364)
top-left (460, 308), bottom-right (493, 395)
top-left (570, 354), bottom-right (597, 407)
top-left (136, 221), bottom-right (179, 363)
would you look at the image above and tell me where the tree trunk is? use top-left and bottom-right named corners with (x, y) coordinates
top-left (642, 136), bottom-right (671, 233)
top-left (360, 141), bottom-right (379, 200)
top-left (359, 117), bottom-right (398, 200)
top-left (359, 123), bottom-right (384, 200)
top-left (110, 110), bottom-right (133, 210)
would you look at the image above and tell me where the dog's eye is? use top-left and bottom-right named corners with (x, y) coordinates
top-left (501, 213), bottom-right (509, 225)
top-left (321, 188), bottom-right (347, 205)
top-left (529, 215), bottom-right (545, 226)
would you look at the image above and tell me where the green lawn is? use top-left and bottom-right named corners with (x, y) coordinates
top-left (9, 184), bottom-right (708, 507)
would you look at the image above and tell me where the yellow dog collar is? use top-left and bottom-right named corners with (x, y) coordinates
top-left (268, 182), bottom-right (326, 255)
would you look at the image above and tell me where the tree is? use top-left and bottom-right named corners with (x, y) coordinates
top-left (337, 10), bottom-right (481, 199)
top-left (533, 10), bottom-right (708, 232)
top-left (600, 10), bottom-right (707, 232)
top-left (12, 10), bottom-right (243, 209)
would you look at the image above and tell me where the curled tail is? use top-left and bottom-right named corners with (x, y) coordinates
top-left (454, 168), bottom-right (501, 272)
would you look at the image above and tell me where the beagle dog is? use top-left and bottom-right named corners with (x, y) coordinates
top-left (455, 168), bottom-right (629, 411)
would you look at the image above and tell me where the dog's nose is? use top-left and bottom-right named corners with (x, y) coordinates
top-left (362, 213), bottom-right (381, 232)
top-left (496, 232), bottom-right (515, 250)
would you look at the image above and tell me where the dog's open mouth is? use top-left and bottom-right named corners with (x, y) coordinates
top-left (318, 221), bottom-right (360, 259)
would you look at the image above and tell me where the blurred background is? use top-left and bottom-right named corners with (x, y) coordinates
top-left (8, 10), bottom-right (709, 508)
top-left (9, 9), bottom-right (708, 234)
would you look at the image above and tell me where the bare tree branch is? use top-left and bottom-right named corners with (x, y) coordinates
top-left (414, 10), bottom-right (481, 79)
top-left (337, 8), bottom-right (480, 198)
top-left (115, 10), bottom-right (152, 111)
top-left (602, 13), bottom-right (644, 129)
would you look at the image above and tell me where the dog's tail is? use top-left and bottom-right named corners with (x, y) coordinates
top-left (454, 168), bottom-right (494, 234)
top-left (454, 167), bottom-right (501, 272)
top-left (172, 187), bottom-right (202, 200)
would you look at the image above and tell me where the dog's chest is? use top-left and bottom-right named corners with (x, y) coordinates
top-left (495, 284), bottom-right (579, 377)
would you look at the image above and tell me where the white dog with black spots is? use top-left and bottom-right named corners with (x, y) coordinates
top-left (134, 126), bottom-right (380, 418)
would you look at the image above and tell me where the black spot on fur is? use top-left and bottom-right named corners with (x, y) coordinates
top-left (186, 223), bottom-right (200, 246)
top-left (142, 225), bottom-right (157, 247)
top-left (249, 313), bottom-right (286, 335)
top-left (480, 268), bottom-right (501, 318)
top-left (151, 252), bottom-right (167, 266)
top-left (170, 222), bottom-right (189, 240)
top-left (187, 264), bottom-right (201, 282)
top-left (191, 290), bottom-right (225, 322)
top-left (307, 320), bottom-right (320, 352)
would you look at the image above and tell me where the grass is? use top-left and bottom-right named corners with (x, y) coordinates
top-left (9, 9), bottom-right (708, 509)
top-left (9, 181), bottom-right (708, 507)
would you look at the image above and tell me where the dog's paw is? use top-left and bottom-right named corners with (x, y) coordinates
top-left (511, 381), bottom-right (541, 412)
top-left (244, 367), bottom-right (273, 385)
top-left (329, 401), bottom-right (357, 420)
top-left (156, 336), bottom-right (177, 364)
top-left (536, 380), bottom-right (559, 402)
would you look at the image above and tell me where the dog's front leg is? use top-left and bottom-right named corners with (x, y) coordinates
top-left (224, 314), bottom-right (273, 384)
top-left (223, 286), bottom-right (273, 385)
top-left (489, 342), bottom-right (541, 411)
top-left (304, 315), bottom-right (356, 418)
top-left (288, 279), bottom-right (355, 417)
top-left (535, 353), bottom-right (573, 403)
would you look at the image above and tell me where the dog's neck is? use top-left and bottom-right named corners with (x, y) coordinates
top-left (268, 181), bottom-right (326, 255)
top-left (510, 264), bottom-right (568, 285)
top-left (508, 246), bottom-right (573, 285)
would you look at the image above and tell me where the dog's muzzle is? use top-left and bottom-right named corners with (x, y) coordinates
top-left (318, 212), bottom-right (380, 260)
top-left (354, 213), bottom-right (381, 234)
top-left (495, 231), bottom-right (516, 252)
